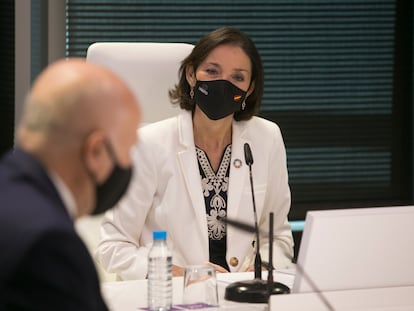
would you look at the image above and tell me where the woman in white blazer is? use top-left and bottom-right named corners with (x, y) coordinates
top-left (96, 27), bottom-right (294, 280)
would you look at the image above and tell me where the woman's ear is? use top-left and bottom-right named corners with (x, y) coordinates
top-left (185, 64), bottom-right (196, 87)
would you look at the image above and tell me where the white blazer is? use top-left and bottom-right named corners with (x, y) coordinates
top-left (96, 110), bottom-right (294, 280)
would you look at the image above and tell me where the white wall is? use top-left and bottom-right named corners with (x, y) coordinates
top-left (14, 0), bottom-right (65, 139)
top-left (14, 0), bottom-right (31, 136)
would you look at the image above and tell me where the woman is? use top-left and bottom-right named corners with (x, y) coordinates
top-left (96, 27), bottom-right (294, 280)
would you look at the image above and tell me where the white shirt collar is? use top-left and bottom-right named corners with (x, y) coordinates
top-left (47, 170), bottom-right (78, 219)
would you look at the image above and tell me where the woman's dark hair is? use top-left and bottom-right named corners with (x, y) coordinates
top-left (169, 27), bottom-right (264, 121)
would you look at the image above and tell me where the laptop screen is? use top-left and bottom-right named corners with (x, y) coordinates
top-left (292, 205), bottom-right (414, 293)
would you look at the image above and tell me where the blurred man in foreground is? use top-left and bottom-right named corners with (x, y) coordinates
top-left (0, 59), bottom-right (141, 310)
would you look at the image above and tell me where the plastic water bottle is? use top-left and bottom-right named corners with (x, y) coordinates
top-left (147, 230), bottom-right (172, 311)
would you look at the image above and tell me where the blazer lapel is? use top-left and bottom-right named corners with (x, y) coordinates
top-left (176, 112), bottom-right (209, 246)
top-left (227, 120), bottom-right (250, 222)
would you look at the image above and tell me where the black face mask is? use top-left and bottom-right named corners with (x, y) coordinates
top-left (194, 80), bottom-right (247, 120)
top-left (91, 141), bottom-right (133, 215)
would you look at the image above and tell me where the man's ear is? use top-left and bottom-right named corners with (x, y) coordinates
top-left (185, 64), bottom-right (196, 87)
top-left (83, 130), bottom-right (107, 181)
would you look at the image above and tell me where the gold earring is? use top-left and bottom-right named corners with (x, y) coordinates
top-left (190, 88), bottom-right (194, 99)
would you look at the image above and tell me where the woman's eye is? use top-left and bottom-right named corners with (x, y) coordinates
top-left (233, 75), bottom-right (245, 82)
top-left (206, 68), bottom-right (218, 75)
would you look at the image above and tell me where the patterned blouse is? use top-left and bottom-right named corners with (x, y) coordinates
top-left (196, 144), bottom-right (231, 271)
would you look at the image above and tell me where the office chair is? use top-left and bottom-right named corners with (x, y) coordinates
top-left (86, 42), bottom-right (194, 124)
top-left (77, 42), bottom-right (194, 282)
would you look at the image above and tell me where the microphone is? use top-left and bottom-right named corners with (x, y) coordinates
top-left (244, 142), bottom-right (253, 165)
top-left (224, 143), bottom-right (290, 303)
top-left (222, 217), bottom-right (334, 310)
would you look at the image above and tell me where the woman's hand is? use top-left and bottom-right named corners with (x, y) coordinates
top-left (172, 264), bottom-right (184, 276)
top-left (172, 262), bottom-right (229, 276)
top-left (245, 262), bottom-right (269, 272)
top-left (203, 261), bottom-right (229, 273)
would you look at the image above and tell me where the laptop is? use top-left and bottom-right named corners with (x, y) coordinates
top-left (292, 205), bottom-right (414, 293)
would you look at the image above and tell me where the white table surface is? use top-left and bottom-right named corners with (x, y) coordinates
top-left (101, 270), bottom-right (295, 311)
top-left (269, 285), bottom-right (414, 311)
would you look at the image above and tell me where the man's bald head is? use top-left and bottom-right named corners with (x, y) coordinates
top-left (18, 58), bottom-right (140, 148)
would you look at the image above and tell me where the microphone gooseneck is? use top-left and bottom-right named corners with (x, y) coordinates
top-left (267, 212), bottom-right (274, 290)
top-left (244, 143), bottom-right (261, 279)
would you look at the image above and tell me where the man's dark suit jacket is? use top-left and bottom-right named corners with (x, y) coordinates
top-left (0, 149), bottom-right (108, 310)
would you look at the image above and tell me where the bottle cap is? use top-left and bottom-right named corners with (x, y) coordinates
top-left (153, 230), bottom-right (167, 240)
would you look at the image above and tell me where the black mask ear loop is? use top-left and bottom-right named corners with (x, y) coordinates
top-left (80, 132), bottom-right (118, 191)
top-left (102, 139), bottom-right (118, 166)
top-left (80, 130), bottom-right (101, 187)
top-left (92, 141), bottom-right (133, 215)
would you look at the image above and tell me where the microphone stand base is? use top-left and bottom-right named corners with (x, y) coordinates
top-left (224, 278), bottom-right (290, 303)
